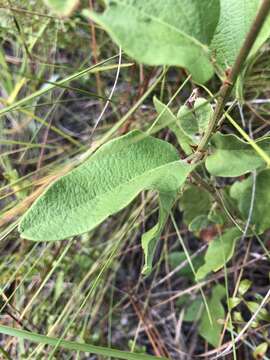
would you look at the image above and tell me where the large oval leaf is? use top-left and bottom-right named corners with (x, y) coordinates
top-left (206, 133), bottom-right (270, 177)
top-left (19, 130), bottom-right (193, 273)
top-left (86, 0), bottom-right (220, 83)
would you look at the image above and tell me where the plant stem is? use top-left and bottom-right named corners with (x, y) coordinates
top-left (193, 0), bottom-right (270, 160)
top-left (190, 171), bottom-right (238, 226)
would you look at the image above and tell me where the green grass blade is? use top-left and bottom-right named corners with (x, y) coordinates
top-left (0, 325), bottom-right (167, 360)
top-left (225, 112), bottom-right (270, 167)
top-left (0, 55), bottom-right (121, 118)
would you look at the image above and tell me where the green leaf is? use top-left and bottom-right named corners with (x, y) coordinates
top-left (179, 184), bottom-right (212, 226)
top-left (142, 191), bottom-right (181, 275)
top-left (153, 97), bottom-right (192, 155)
top-left (208, 206), bottom-right (226, 226)
top-left (230, 169), bottom-right (270, 234)
top-left (211, 0), bottom-right (270, 72)
top-left (246, 302), bottom-right (270, 322)
top-left (233, 311), bottom-right (244, 323)
top-left (184, 297), bottom-right (203, 322)
top-left (228, 297), bottom-right (242, 310)
top-left (206, 133), bottom-right (270, 177)
top-left (86, 0), bottom-right (220, 83)
top-left (168, 251), bottom-right (204, 279)
top-left (196, 227), bottom-right (241, 280)
top-left (238, 279), bottom-right (252, 296)
top-left (0, 324), bottom-right (167, 360)
top-left (189, 215), bottom-right (210, 232)
top-left (19, 130), bottom-right (193, 273)
top-left (178, 98), bottom-right (213, 144)
top-left (43, 0), bottom-right (79, 17)
top-left (253, 342), bottom-right (268, 359)
top-left (198, 284), bottom-right (226, 347)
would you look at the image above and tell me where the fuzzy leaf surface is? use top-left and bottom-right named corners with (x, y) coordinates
top-left (19, 130), bottom-right (193, 273)
top-left (210, 0), bottom-right (270, 72)
top-left (87, 0), bottom-right (220, 83)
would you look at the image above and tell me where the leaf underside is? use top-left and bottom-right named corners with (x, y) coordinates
top-left (88, 0), bottom-right (220, 83)
top-left (206, 133), bottom-right (270, 177)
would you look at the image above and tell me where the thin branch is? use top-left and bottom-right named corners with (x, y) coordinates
top-left (193, 0), bottom-right (270, 160)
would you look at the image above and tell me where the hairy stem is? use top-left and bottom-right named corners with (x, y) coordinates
top-left (193, 0), bottom-right (270, 160)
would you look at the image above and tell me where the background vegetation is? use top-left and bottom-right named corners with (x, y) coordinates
top-left (0, 1), bottom-right (270, 359)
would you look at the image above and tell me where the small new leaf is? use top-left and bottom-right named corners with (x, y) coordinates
top-left (228, 297), bottom-right (242, 310)
top-left (196, 227), bottom-right (241, 280)
top-left (178, 98), bottom-right (213, 145)
top-left (253, 342), bottom-right (268, 359)
top-left (238, 279), bottom-right (252, 296)
top-left (153, 97), bottom-right (192, 155)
